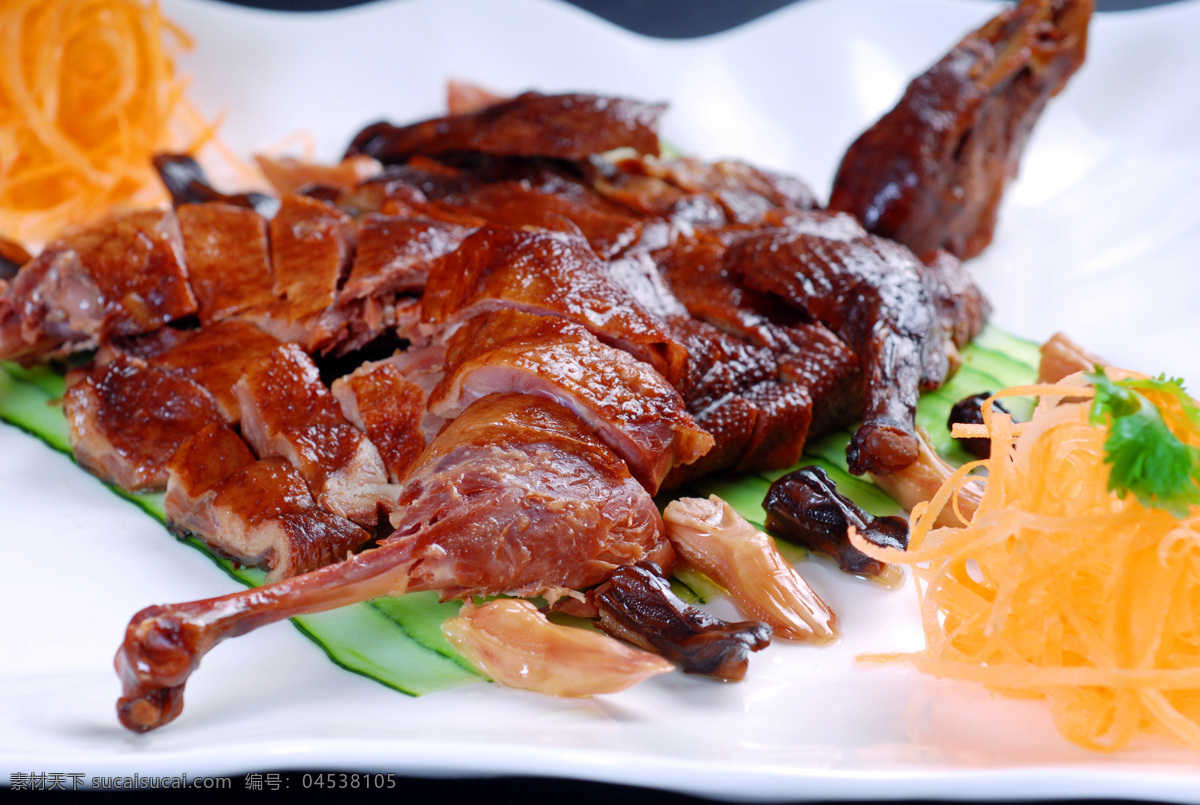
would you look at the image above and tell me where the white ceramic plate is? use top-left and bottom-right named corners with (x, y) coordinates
top-left (3, 0), bottom-right (1200, 799)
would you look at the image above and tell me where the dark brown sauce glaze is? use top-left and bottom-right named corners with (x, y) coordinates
top-left (829, 0), bottom-right (1093, 261)
top-left (764, 465), bottom-right (909, 580)
top-left (590, 562), bottom-right (772, 682)
top-left (345, 92), bottom-right (665, 163)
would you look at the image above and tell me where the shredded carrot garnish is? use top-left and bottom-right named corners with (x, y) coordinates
top-left (0, 0), bottom-right (213, 243)
top-left (851, 376), bottom-right (1200, 752)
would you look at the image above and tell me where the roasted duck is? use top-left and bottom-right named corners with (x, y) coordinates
top-left (0, 0), bottom-right (1091, 732)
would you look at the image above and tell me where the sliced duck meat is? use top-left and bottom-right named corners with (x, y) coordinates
top-left (429, 309), bottom-right (713, 496)
top-left (667, 315), bottom-right (778, 409)
top-left (655, 234), bottom-right (803, 353)
top-left (110, 320), bottom-right (282, 424)
top-left (0, 209), bottom-right (196, 361)
top-left (731, 223), bottom-right (947, 475)
top-left (116, 392), bottom-right (673, 732)
top-left (331, 360), bottom-right (428, 484)
top-left (165, 423), bottom-right (372, 584)
top-left (176, 203), bottom-right (277, 325)
top-left (234, 343), bottom-right (399, 528)
top-left (633, 156), bottom-right (819, 225)
top-left (590, 562), bottom-right (772, 681)
top-left (737, 380), bottom-right (813, 471)
top-left (431, 178), bottom-right (642, 259)
top-left (391, 392), bottom-right (675, 597)
top-left (773, 322), bottom-right (863, 438)
top-left (604, 251), bottom-right (689, 321)
top-left (345, 91), bottom-right (665, 163)
top-left (269, 195), bottom-right (357, 322)
top-left (340, 215), bottom-right (469, 300)
top-left (422, 223), bottom-right (687, 386)
top-left (63, 357), bottom-right (223, 492)
top-left (829, 0), bottom-right (1093, 260)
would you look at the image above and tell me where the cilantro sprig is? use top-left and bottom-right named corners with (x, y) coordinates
top-left (1085, 369), bottom-right (1200, 517)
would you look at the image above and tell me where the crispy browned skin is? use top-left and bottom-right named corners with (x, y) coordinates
top-left (116, 320), bottom-right (282, 424)
top-left (422, 223), bottom-right (687, 386)
top-left (331, 360), bottom-right (428, 484)
top-left (63, 357), bottom-right (223, 492)
top-left (177, 203), bottom-right (277, 325)
top-left (115, 393), bottom-right (671, 732)
top-left (0, 210), bottom-right (196, 361)
top-left (431, 309), bottom-right (713, 495)
top-left (235, 344), bottom-right (398, 528)
top-left (731, 221), bottom-right (946, 475)
top-left (829, 0), bottom-right (1093, 260)
top-left (165, 423), bottom-right (371, 583)
top-left (345, 92), bottom-right (665, 163)
top-left (270, 195), bottom-right (356, 322)
top-left (341, 215), bottom-right (468, 300)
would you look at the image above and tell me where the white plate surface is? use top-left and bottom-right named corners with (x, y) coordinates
top-left (2, 0), bottom-right (1200, 800)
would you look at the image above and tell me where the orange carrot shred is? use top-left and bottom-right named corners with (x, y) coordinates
top-left (0, 0), bottom-right (214, 243)
top-left (852, 375), bottom-right (1200, 752)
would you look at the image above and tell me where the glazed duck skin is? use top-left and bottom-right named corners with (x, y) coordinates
top-left (422, 223), bottom-right (688, 386)
top-left (63, 357), bottom-right (223, 493)
top-left (430, 309), bottom-right (713, 496)
top-left (234, 344), bottom-right (399, 529)
top-left (829, 0), bottom-right (1093, 260)
top-left (732, 222), bottom-right (945, 475)
top-left (0, 209), bottom-right (196, 362)
top-left (345, 91), bottom-right (665, 163)
top-left (115, 393), bottom-right (671, 732)
top-left (165, 423), bottom-right (371, 583)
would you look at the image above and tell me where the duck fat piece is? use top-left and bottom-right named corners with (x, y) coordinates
top-left (590, 563), bottom-right (771, 682)
top-left (0, 209), bottom-right (196, 362)
top-left (177, 203), bottom-right (277, 325)
top-left (430, 309), bottom-right (713, 496)
top-left (345, 91), bottom-right (664, 163)
top-left (235, 344), bottom-right (398, 528)
top-left (442, 598), bottom-right (674, 697)
top-left (115, 393), bottom-right (672, 731)
top-left (764, 466), bottom-right (908, 582)
top-left (829, 0), bottom-right (1093, 260)
top-left (422, 223), bottom-right (687, 386)
top-left (153, 153), bottom-right (280, 217)
top-left (63, 358), bottom-right (223, 493)
top-left (165, 423), bottom-right (371, 583)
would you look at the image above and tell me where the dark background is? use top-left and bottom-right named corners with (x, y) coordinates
top-left (75, 1), bottom-right (1179, 804)
top-left (220, 0), bottom-right (1181, 37)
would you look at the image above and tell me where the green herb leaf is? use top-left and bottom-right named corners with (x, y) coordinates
top-left (1086, 368), bottom-right (1200, 517)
